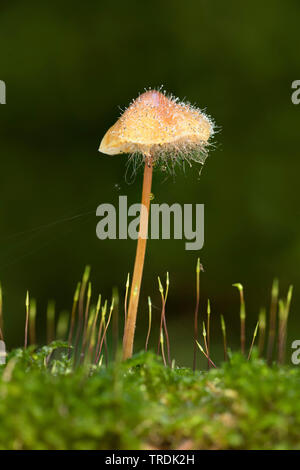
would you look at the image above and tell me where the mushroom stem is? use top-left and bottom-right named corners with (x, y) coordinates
top-left (122, 155), bottom-right (153, 360)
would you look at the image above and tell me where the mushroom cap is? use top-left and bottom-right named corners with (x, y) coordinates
top-left (99, 90), bottom-right (213, 156)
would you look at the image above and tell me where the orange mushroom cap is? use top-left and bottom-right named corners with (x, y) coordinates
top-left (99, 90), bottom-right (214, 159)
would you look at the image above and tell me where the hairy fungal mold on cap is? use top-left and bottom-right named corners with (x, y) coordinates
top-left (99, 88), bottom-right (214, 172)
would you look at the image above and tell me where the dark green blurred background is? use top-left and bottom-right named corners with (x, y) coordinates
top-left (0, 0), bottom-right (299, 365)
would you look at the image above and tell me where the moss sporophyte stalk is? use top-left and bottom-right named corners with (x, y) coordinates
top-left (99, 89), bottom-right (214, 360)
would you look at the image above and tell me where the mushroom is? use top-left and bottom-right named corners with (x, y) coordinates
top-left (99, 89), bottom-right (214, 360)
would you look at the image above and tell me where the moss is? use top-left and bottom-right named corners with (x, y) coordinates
top-left (0, 345), bottom-right (299, 450)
